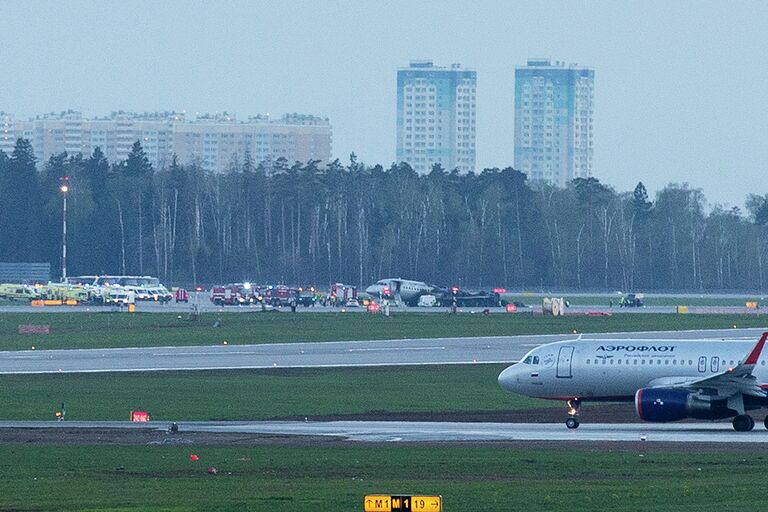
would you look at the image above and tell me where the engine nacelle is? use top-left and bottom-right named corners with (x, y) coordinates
top-left (635, 388), bottom-right (733, 422)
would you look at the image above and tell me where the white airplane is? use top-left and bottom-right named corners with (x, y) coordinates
top-left (364, 278), bottom-right (434, 305)
top-left (498, 332), bottom-right (768, 431)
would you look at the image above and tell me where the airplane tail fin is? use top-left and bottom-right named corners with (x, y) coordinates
top-left (743, 332), bottom-right (768, 366)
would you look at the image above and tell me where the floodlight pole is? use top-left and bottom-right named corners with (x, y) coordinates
top-left (60, 179), bottom-right (69, 282)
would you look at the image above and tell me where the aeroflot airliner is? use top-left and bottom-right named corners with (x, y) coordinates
top-left (498, 332), bottom-right (768, 431)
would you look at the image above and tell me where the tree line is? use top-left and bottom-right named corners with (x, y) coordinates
top-left (1, 137), bottom-right (768, 291)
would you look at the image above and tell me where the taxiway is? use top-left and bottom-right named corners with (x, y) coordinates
top-left (0, 420), bottom-right (766, 443)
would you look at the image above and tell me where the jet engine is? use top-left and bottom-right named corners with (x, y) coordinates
top-left (634, 388), bottom-right (733, 422)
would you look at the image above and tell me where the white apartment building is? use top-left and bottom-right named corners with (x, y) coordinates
top-left (0, 111), bottom-right (332, 170)
top-left (514, 59), bottom-right (594, 186)
top-left (396, 60), bottom-right (477, 174)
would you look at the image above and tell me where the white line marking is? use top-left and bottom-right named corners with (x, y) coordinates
top-left (347, 347), bottom-right (446, 352)
top-left (151, 351), bottom-right (258, 357)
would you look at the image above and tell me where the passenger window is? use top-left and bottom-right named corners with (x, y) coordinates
top-left (698, 356), bottom-right (707, 373)
top-left (634, 360), bottom-right (638, 365)
top-left (665, 360), bottom-right (669, 365)
top-left (586, 359), bottom-right (590, 364)
top-left (711, 357), bottom-right (719, 373)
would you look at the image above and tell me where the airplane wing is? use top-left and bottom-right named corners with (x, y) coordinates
top-left (649, 332), bottom-right (768, 399)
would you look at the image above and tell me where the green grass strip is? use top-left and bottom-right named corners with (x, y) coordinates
top-left (0, 312), bottom-right (766, 351)
top-left (0, 444), bottom-right (765, 511)
top-left (0, 365), bottom-right (549, 421)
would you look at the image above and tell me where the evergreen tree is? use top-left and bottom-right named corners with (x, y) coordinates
top-left (1, 139), bottom-right (39, 261)
top-left (632, 182), bottom-right (653, 215)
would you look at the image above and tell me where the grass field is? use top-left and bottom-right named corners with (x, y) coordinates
top-left (0, 365), bottom-right (551, 421)
top-left (0, 311), bottom-right (767, 351)
top-left (1, 315), bottom-right (766, 511)
top-left (1, 443), bottom-right (766, 511)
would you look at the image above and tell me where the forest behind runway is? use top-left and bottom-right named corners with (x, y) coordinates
top-left (3, 138), bottom-right (767, 290)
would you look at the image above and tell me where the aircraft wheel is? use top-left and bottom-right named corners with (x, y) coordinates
top-left (763, 416), bottom-right (768, 430)
top-left (565, 417), bottom-right (579, 429)
top-left (733, 414), bottom-right (754, 432)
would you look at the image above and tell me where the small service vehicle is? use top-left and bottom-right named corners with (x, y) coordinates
top-left (175, 288), bottom-right (189, 303)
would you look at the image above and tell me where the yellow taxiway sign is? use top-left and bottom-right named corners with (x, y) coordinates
top-left (364, 495), bottom-right (442, 512)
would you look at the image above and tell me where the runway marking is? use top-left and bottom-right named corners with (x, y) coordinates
top-left (151, 351), bottom-right (259, 357)
top-left (347, 346), bottom-right (446, 352)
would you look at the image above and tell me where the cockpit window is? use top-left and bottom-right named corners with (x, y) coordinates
top-left (532, 356), bottom-right (540, 365)
top-left (522, 356), bottom-right (532, 364)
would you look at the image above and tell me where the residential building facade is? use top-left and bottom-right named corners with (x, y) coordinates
top-left (0, 111), bottom-right (332, 170)
top-left (396, 60), bottom-right (476, 174)
top-left (514, 59), bottom-right (594, 186)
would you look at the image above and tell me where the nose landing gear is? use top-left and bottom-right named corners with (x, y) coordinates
top-left (565, 398), bottom-right (581, 429)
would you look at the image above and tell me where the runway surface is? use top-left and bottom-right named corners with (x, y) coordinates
top-left (1, 419), bottom-right (767, 443)
top-left (0, 328), bottom-right (765, 374)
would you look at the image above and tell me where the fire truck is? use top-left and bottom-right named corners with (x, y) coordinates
top-left (329, 283), bottom-right (357, 306)
top-left (263, 285), bottom-right (297, 307)
top-left (175, 288), bottom-right (189, 303)
top-left (209, 283), bottom-right (256, 306)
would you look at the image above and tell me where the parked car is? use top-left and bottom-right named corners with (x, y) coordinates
top-left (296, 293), bottom-right (317, 307)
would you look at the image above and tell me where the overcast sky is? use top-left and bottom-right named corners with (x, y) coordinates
top-left (1, 1), bottom-right (766, 208)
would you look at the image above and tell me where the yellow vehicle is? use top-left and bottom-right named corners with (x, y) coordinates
top-left (0, 284), bottom-right (41, 302)
top-left (39, 283), bottom-right (93, 303)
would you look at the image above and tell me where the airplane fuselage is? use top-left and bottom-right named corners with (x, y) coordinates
top-left (365, 278), bottom-right (433, 304)
top-left (499, 339), bottom-right (768, 401)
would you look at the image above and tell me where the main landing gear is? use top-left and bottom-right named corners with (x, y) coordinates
top-left (733, 414), bottom-right (755, 432)
top-left (565, 398), bottom-right (581, 429)
top-left (731, 415), bottom-right (768, 431)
